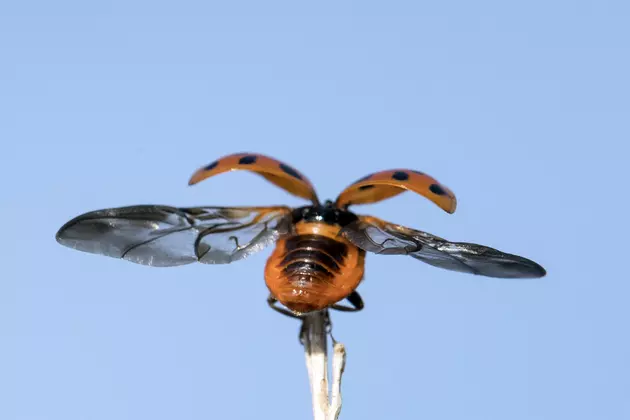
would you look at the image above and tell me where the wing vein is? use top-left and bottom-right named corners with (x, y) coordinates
top-left (119, 226), bottom-right (196, 260)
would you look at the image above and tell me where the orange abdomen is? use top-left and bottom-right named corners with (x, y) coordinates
top-left (264, 222), bottom-right (365, 314)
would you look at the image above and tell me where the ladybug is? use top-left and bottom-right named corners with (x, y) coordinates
top-left (56, 152), bottom-right (546, 319)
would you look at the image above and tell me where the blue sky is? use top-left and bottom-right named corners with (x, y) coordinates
top-left (1, 1), bottom-right (628, 419)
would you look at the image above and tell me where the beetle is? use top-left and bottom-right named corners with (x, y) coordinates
top-left (56, 152), bottom-right (546, 319)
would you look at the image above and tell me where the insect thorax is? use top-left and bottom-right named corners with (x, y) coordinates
top-left (290, 202), bottom-right (358, 227)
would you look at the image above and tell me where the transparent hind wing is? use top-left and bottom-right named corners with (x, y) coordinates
top-left (56, 205), bottom-right (292, 267)
top-left (339, 216), bottom-right (546, 278)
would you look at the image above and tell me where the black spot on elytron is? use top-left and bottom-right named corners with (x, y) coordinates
top-left (238, 155), bottom-right (257, 165)
top-left (429, 183), bottom-right (447, 195)
top-left (279, 163), bottom-right (303, 180)
top-left (359, 185), bottom-right (375, 191)
top-left (412, 170), bottom-right (425, 176)
top-left (204, 160), bottom-right (219, 171)
top-left (392, 171), bottom-right (409, 181)
top-left (353, 174), bottom-right (372, 184)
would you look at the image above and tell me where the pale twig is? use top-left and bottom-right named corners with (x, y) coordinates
top-left (301, 310), bottom-right (347, 420)
top-left (328, 340), bottom-right (346, 419)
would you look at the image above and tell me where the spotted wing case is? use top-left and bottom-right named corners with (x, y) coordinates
top-left (335, 169), bottom-right (457, 213)
top-left (189, 152), bottom-right (320, 205)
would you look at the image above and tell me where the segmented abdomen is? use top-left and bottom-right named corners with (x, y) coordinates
top-left (279, 234), bottom-right (348, 283)
top-left (264, 229), bottom-right (365, 314)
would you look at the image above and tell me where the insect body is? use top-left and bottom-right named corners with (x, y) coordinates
top-left (265, 205), bottom-right (365, 315)
top-left (56, 152), bottom-right (546, 318)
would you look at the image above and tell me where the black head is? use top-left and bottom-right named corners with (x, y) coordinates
top-left (292, 200), bottom-right (358, 227)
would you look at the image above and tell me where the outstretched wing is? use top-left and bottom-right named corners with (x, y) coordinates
top-left (339, 216), bottom-right (546, 278)
top-left (56, 205), bottom-right (293, 267)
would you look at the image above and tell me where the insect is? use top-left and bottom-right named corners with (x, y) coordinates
top-left (56, 152), bottom-right (546, 320)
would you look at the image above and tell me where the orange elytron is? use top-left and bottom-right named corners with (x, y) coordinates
top-left (56, 152), bottom-right (546, 318)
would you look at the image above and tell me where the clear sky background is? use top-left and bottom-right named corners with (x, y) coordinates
top-left (1, 1), bottom-right (628, 419)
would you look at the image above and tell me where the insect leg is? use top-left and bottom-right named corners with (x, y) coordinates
top-left (266, 296), bottom-right (340, 344)
top-left (323, 309), bottom-right (338, 344)
top-left (267, 295), bottom-right (310, 344)
top-left (266, 295), bottom-right (303, 319)
top-left (330, 291), bottom-right (364, 312)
